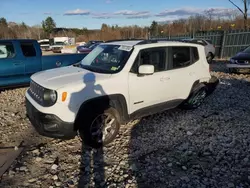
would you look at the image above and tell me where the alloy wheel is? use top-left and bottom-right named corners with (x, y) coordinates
top-left (89, 113), bottom-right (116, 144)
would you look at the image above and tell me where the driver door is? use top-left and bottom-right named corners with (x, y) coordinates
top-left (128, 47), bottom-right (176, 115)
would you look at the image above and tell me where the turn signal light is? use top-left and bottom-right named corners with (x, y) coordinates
top-left (62, 92), bottom-right (67, 102)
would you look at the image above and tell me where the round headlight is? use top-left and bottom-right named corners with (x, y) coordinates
top-left (230, 58), bottom-right (236, 64)
top-left (44, 90), bottom-right (57, 105)
top-left (50, 90), bottom-right (57, 102)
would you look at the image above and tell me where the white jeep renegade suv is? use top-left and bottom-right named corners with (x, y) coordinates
top-left (25, 39), bottom-right (219, 148)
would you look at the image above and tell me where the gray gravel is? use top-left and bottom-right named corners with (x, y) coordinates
top-left (0, 61), bottom-right (250, 188)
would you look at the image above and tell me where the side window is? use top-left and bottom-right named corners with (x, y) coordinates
top-left (20, 42), bottom-right (36, 57)
top-left (192, 47), bottom-right (199, 62)
top-left (172, 47), bottom-right (191, 69)
top-left (130, 47), bottom-right (167, 73)
top-left (0, 42), bottom-right (15, 59)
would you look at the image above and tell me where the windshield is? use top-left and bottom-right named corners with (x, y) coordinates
top-left (80, 44), bottom-right (133, 74)
top-left (54, 42), bottom-right (64, 45)
top-left (39, 41), bottom-right (50, 45)
top-left (243, 46), bottom-right (250, 53)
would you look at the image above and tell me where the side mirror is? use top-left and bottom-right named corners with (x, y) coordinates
top-left (239, 48), bottom-right (245, 52)
top-left (138, 65), bottom-right (154, 75)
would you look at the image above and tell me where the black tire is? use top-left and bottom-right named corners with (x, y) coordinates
top-left (180, 84), bottom-right (207, 110)
top-left (206, 52), bottom-right (213, 64)
top-left (79, 107), bottom-right (121, 148)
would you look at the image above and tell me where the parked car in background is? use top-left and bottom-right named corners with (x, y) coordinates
top-left (38, 39), bottom-right (51, 51)
top-left (0, 39), bottom-right (89, 89)
top-left (51, 37), bottom-right (76, 53)
top-left (227, 46), bottom-right (250, 73)
top-left (51, 41), bottom-right (66, 53)
top-left (77, 42), bottom-right (101, 53)
top-left (79, 40), bottom-right (104, 48)
top-left (183, 38), bottom-right (215, 63)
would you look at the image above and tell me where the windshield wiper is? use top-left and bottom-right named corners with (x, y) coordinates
top-left (80, 65), bottom-right (104, 73)
top-left (80, 65), bottom-right (113, 74)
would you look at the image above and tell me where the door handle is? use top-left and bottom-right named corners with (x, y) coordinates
top-left (160, 77), bottom-right (170, 82)
top-left (13, 62), bottom-right (23, 66)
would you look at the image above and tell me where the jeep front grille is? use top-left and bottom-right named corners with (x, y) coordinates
top-left (28, 80), bottom-right (45, 105)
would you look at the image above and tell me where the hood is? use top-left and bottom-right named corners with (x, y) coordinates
top-left (31, 66), bottom-right (112, 90)
top-left (232, 52), bottom-right (250, 60)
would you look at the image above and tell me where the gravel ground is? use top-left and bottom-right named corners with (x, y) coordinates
top-left (0, 61), bottom-right (250, 188)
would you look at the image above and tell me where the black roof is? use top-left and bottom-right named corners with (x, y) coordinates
top-left (136, 39), bottom-right (206, 46)
top-left (104, 38), bottom-right (206, 46)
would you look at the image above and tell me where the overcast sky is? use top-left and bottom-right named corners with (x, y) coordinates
top-left (0, 0), bottom-right (241, 29)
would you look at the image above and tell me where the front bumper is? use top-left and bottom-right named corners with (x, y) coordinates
top-left (204, 75), bottom-right (219, 95)
top-left (25, 97), bottom-right (77, 140)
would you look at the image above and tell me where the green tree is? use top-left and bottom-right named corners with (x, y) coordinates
top-left (0, 17), bottom-right (8, 27)
top-left (42, 16), bottom-right (56, 34)
top-left (21, 22), bottom-right (27, 29)
top-left (101, 23), bottom-right (109, 32)
top-left (149, 21), bottom-right (158, 36)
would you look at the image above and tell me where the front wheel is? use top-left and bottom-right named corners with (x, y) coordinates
top-left (180, 84), bottom-right (207, 110)
top-left (80, 107), bottom-right (121, 148)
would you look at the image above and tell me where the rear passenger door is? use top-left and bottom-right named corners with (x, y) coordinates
top-left (21, 41), bottom-right (42, 77)
top-left (166, 46), bottom-right (200, 100)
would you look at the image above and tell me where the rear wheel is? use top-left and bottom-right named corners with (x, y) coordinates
top-left (180, 84), bottom-right (207, 110)
top-left (79, 107), bottom-right (121, 148)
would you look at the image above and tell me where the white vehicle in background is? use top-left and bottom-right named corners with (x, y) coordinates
top-left (51, 37), bottom-right (75, 53)
top-left (38, 39), bottom-right (51, 51)
top-left (183, 38), bottom-right (215, 63)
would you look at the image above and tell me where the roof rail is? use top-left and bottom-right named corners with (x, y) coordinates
top-left (105, 38), bottom-right (145, 43)
top-left (136, 39), bottom-right (206, 46)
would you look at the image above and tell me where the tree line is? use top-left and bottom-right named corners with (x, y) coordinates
top-left (0, 0), bottom-right (250, 42)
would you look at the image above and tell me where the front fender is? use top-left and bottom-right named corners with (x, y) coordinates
top-left (75, 94), bottom-right (129, 125)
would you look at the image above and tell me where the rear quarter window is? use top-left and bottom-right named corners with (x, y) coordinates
top-left (191, 47), bottom-right (199, 62)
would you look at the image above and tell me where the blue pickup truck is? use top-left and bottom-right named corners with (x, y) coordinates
top-left (0, 39), bottom-right (89, 88)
